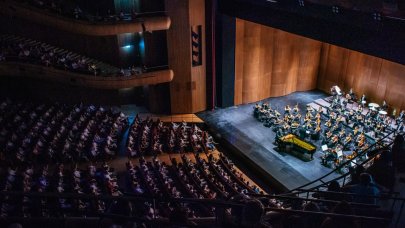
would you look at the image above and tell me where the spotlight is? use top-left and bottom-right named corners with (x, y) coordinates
top-left (332, 6), bottom-right (339, 14)
top-left (191, 31), bottom-right (199, 39)
top-left (373, 12), bottom-right (382, 21)
top-left (192, 41), bottom-right (199, 48)
top-left (298, 0), bottom-right (305, 7)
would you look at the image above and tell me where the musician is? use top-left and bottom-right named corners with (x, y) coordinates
top-left (382, 100), bottom-right (388, 111)
top-left (307, 105), bottom-right (314, 113)
top-left (293, 104), bottom-right (300, 113)
top-left (324, 119), bottom-right (332, 128)
top-left (282, 123), bottom-right (291, 133)
top-left (358, 105), bottom-right (363, 114)
top-left (305, 114), bottom-right (312, 124)
top-left (357, 137), bottom-right (365, 148)
top-left (311, 125), bottom-right (321, 140)
top-left (349, 88), bottom-right (355, 99)
top-left (263, 102), bottom-right (269, 110)
top-left (322, 131), bottom-right (331, 145)
top-left (284, 105), bottom-right (291, 114)
top-left (329, 135), bottom-right (339, 147)
top-left (356, 114), bottom-right (363, 125)
top-left (330, 124), bottom-right (339, 133)
top-left (315, 125), bottom-right (321, 133)
top-left (330, 112), bottom-right (337, 121)
top-left (353, 126), bottom-right (360, 136)
top-left (338, 129), bottom-right (345, 138)
top-left (398, 122), bottom-right (404, 132)
top-left (291, 121), bottom-right (300, 129)
top-left (254, 103), bottom-right (260, 116)
top-left (344, 134), bottom-right (353, 144)
top-left (316, 116), bottom-right (321, 126)
top-left (318, 106), bottom-right (323, 115)
top-left (305, 121), bottom-right (312, 130)
top-left (360, 94), bottom-right (367, 107)
top-left (345, 93), bottom-right (351, 101)
top-left (397, 110), bottom-right (405, 124)
top-left (336, 115), bottom-right (344, 125)
top-left (324, 131), bottom-right (333, 145)
top-left (294, 113), bottom-right (302, 122)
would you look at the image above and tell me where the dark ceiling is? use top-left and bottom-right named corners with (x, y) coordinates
top-left (219, 0), bottom-right (405, 65)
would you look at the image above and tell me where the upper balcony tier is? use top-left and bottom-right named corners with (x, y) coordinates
top-left (0, 34), bottom-right (174, 89)
top-left (0, 0), bottom-right (171, 35)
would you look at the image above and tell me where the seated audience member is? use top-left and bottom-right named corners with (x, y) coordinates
top-left (343, 173), bottom-right (380, 205)
top-left (321, 201), bottom-right (359, 228)
top-left (367, 150), bottom-right (395, 191)
top-left (349, 165), bottom-right (365, 185)
top-left (323, 180), bottom-right (344, 203)
top-left (241, 199), bottom-right (270, 227)
top-left (302, 202), bottom-right (323, 228)
top-left (169, 204), bottom-right (196, 227)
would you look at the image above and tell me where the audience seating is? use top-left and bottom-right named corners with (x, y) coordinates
top-left (0, 99), bottom-right (402, 228)
top-left (0, 34), bottom-right (120, 76)
top-left (0, 99), bottom-right (128, 163)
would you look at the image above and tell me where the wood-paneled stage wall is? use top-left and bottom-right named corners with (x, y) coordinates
top-left (318, 43), bottom-right (405, 112)
top-left (234, 19), bottom-right (322, 105)
top-left (235, 19), bottom-right (405, 112)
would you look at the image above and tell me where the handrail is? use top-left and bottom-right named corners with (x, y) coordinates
top-left (0, 191), bottom-right (392, 224)
top-left (246, 193), bottom-right (380, 208)
top-left (0, 0), bottom-right (171, 35)
top-left (0, 191), bottom-right (243, 207)
top-left (279, 189), bottom-right (402, 201)
top-left (264, 207), bottom-right (391, 222)
top-left (0, 61), bottom-right (174, 89)
top-left (288, 129), bottom-right (399, 192)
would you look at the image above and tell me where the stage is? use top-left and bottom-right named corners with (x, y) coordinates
top-left (198, 90), bottom-right (341, 191)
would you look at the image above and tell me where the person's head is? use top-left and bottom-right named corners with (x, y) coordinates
top-left (303, 202), bottom-right (320, 212)
top-left (378, 150), bottom-right (391, 163)
top-left (354, 165), bottom-right (365, 175)
top-left (243, 199), bottom-right (264, 224)
top-left (169, 205), bottom-right (188, 225)
top-left (327, 180), bottom-right (340, 192)
top-left (332, 201), bottom-right (352, 215)
top-left (359, 173), bottom-right (372, 186)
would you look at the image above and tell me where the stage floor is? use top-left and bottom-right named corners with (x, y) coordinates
top-left (198, 90), bottom-right (340, 191)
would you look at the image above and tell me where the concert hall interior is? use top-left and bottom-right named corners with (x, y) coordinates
top-left (0, 0), bottom-right (405, 227)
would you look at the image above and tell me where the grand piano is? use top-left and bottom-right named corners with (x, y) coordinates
top-left (276, 134), bottom-right (316, 160)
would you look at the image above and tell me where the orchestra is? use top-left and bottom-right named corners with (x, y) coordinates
top-left (253, 86), bottom-right (404, 168)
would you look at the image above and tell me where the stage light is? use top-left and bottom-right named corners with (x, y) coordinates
top-left (191, 31), bottom-right (199, 39)
top-left (332, 6), bottom-right (339, 14)
top-left (373, 12), bottom-right (382, 21)
top-left (298, 0), bottom-right (305, 7)
top-left (123, 45), bottom-right (133, 49)
top-left (192, 41), bottom-right (199, 48)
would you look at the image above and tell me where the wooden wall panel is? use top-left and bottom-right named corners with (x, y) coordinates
top-left (166, 0), bottom-right (192, 113)
top-left (166, 0), bottom-right (206, 113)
top-left (242, 21), bottom-right (261, 103)
top-left (318, 43), bottom-right (405, 112)
top-left (234, 19), bottom-right (244, 105)
top-left (234, 19), bottom-right (322, 105)
top-left (234, 18), bottom-right (405, 112)
top-left (189, 0), bottom-right (206, 113)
